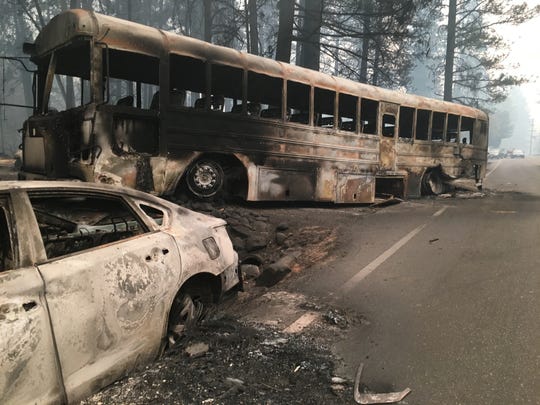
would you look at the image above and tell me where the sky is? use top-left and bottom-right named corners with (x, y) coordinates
top-left (502, 8), bottom-right (540, 116)
top-left (495, 2), bottom-right (540, 151)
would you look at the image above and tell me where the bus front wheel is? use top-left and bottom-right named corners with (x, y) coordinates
top-left (186, 159), bottom-right (224, 198)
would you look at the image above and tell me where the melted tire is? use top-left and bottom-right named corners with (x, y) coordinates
top-left (422, 170), bottom-right (444, 195)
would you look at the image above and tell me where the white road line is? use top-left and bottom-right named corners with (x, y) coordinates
top-left (433, 207), bottom-right (448, 217)
top-left (283, 312), bottom-right (319, 333)
top-left (340, 207), bottom-right (447, 293)
top-left (486, 160), bottom-right (502, 178)
top-left (340, 223), bottom-right (427, 294)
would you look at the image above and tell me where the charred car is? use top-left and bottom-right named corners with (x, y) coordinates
top-left (0, 181), bottom-right (239, 404)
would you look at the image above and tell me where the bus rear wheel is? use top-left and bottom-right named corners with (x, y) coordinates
top-left (422, 170), bottom-right (444, 195)
top-left (186, 159), bottom-right (224, 199)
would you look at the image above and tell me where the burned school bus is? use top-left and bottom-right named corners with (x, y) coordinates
top-left (19, 9), bottom-right (488, 203)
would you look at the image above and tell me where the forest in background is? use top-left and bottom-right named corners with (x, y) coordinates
top-left (0, 0), bottom-right (538, 154)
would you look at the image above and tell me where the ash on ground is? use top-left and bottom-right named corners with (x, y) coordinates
top-left (81, 315), bottom-right (353, 405)
top-left (81, 200), bottom-right (356, 404)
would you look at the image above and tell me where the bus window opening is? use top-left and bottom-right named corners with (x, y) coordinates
top-left (399, 106), bottom-right (414, 140)
top-left (315, 88), bottom-right (336, 128)
top-left (361, 98), bottom-right (378, 135)
top-left (447, 114), bottom-right (459, 142)
top-left (432, 112), bottom-right (446, 142)
top-left (248, 72), bottom-right (282, 119)
top-left (382, 114), bottom-right (396, 137)
top-left (416, 109), bottom-right (430, 141)
top-left (339, 93), bottom-right (357, 132)
top-left (461, 117), bottom-right (475, 145)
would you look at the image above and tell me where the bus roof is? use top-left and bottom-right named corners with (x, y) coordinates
top-left (28, 9), bottom-right (488, 120)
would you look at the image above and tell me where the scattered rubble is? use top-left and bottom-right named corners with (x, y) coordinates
top-left (323, 309), bottom-right (349, 329)
top-left (81, 315), bottom-right (350, 405)
top-left (353, 363), bottom-right (411, 404)
top-left (177, 198), bottom-right (339, 288)
top-left (185, 342), bottom-right (210, 358)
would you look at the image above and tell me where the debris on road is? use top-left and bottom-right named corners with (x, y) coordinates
top-left (81, 315), bottom-right (347, 404)
top-left (178, 200), bottom-right (338, 287)
top-left (323, 309), bottom-right (349, 329)
top-left (370, 195), bottom-right (403, 208)
top-left (185, 342), bottom-right (210, 358)
top-left (353, 363), bottom-right (411, 404)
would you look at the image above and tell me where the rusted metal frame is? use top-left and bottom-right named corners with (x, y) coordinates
top-left (205, 62), bottom-right (212, 111)
top-left (136, 82), bottom-right (142, 108)
top-left (90, 39), bottom-right (104, 104)
top-left (281, 79), bottom-right (287, 122)
top-left (411, 108), bottom-right (418, 142)
top-left (242, 69), bottom-right (248, 115)
top-left (394, 106), bottom-right (400, 139)
top-left (158, 30), bottom-right (170, 156)
top-left (80, 77), bottom-right (84, 106)
top-left (333, 91), bottom-right (339, 130)
top-left (32, 11), bottom-right (487, 122)
top-left (356, 97), bottom-right (361, 135)
top-left (427, 110), bottom-right (433, 142)
top-left (0, 102), bottom-right (33, 109)
top-left (41, 51), bottom-right (56, 114)
top-left (472, 118), bottom-right (482, 146)
top-left (375, 99), bottom-right (381, 136)
top-left (309, 86), bottom-right (315, 126)
top-left (377, 102), bottom-right (383, 136)
top-left (442, 112), bottom-right (449, 142)
top-left (456, 115), bottom-right (463, 144)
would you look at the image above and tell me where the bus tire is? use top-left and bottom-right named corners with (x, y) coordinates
top-left (186, 159), bottom-right (224, 199)
top-left (422, 170), bottom-right (444, 195)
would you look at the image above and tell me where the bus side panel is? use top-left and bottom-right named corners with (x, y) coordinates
top-left (396, 140), bottom-right (486, 196)
top-left (336, 173), bottom-right (375, 203)
top-left (163, 109), bottom-right (379, 202)
top-left (257, 167), bottom-right (316, 201)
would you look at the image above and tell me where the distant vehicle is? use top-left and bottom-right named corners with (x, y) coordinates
top-left (488, 148), bottom-right (501, 159)
top-left (0, 181), bottom-right (240, 405)
top-left (511, 149), bottom-right (525, 158)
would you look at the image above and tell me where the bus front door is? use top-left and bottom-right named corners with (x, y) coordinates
top-left (379, 102), bottom-right (399, 172)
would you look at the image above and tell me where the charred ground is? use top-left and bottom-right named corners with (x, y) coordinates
top-left (79, 197), bottom-right (367, 405)
top-left (0, 159), bottom-right (486, 404)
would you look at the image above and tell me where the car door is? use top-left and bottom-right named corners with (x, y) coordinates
top-left (28, 191), bottom-right (182, 404)
top-left (0, 192), bottom-right (65, 405)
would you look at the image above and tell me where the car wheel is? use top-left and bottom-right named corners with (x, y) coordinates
top-left (167, 293), bottom-right (200, 346)
top-left (186, 159), bottom-right (224, 199)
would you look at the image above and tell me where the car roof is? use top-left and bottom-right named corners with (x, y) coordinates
top-left (0, 180), bottom-right (169, 206)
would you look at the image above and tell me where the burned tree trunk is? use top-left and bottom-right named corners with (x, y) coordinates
top-left (298, 0), bottom-right (323, 71)
top-left (204, 0), bottom-right (213, 42)
top-left (247, 0), bottom-right (259, 55)
top-left (444, 0), bottom-right (457, 101)
top-left (359, 0), bottom-right (372, 83)
top-left (275, 0), bottom-right (295, 63)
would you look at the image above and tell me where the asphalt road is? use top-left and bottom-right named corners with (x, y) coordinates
top-left (291, 157), bottom-right (540, 404)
